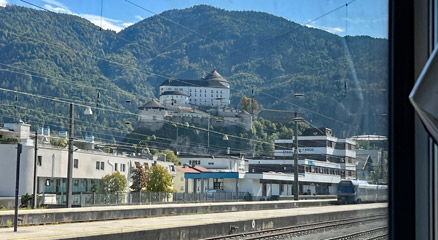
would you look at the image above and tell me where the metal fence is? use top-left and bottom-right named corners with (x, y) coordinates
top-left (40, 192), bottom-right (251, 207)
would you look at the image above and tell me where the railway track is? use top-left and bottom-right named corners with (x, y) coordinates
top-left (204, 214), bottom-right (387, 240)
top-left (323, 226), bottom-right (388, 240)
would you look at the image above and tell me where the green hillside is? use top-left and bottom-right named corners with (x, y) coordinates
top-left (0, 5), bottom-right (388, 145)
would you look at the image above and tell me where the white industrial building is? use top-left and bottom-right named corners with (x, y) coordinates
top-left (0, 122), bottom-right (175, 206)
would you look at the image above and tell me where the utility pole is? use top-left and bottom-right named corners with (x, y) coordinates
top-left (66, 103), bottom-right (74, 208)
top-left (14, 143), bottom-right (22, 232)
top-left (207, 116), bottom-right (210, 152)
top-left (32, 131), bottom-right (38, 209)
top-left (293, 111), bottom-right (299, 201)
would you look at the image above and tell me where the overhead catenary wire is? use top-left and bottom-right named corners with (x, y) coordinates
top-left (0, 101), bottom-right (327, 153)
top-left (4, 2), bottom-right (366, 129)
top-left (0, 85), bottom-right (355, 150)
top-left (1, 107), bottom-right (243, 153)
top-left (5, 1), bottom-right (369, 135)
top-left (0, 64), bottom-right (137, 103)
top-left (18, 0), bottom-right (204, 80)
top-left (0, 93), bottom-right (288, 151)
top-left (259, 91), bottom-right (362, 132)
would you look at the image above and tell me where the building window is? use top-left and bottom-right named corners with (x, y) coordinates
top-left (121, 164), bottom-right (126, 172)
top-left (74, 159), bottom-right (78, 168)
top-left (74, 180), bottom-right (79, 186)
top-left (37, 156), bottom-right (42, 166)
top-left (96, 161), bottom-right (100, 170)
top-left (115, 163), bottom-right (118, 171)
top-left (213, 178), bottom-right (224, 190)
top-left (101, 162), bottom-right (105, 170)
top-left (208, 162), bottom-right (214, 165)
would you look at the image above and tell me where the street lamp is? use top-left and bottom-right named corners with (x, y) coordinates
top-left (292, 93), bottom-right (304, 201)
top-left (207, 116), bottom-right (210, 152)
top-left (293, 112), bottom-right (303, 201)
top-left (66, 103), bottom-right (93, 208)
top-left (223, 134), bottom-right (230, 154)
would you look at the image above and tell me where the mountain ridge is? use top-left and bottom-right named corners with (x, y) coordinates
top-left (0, 4), bottom-right (388, 139)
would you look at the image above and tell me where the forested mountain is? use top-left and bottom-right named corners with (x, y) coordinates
top-left (0, 5), bottom-right (388, 143)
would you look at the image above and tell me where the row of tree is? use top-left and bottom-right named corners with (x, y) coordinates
top-left (98, 164), bottom-right (174, 193)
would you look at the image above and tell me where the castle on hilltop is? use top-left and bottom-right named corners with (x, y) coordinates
top-left (138, 70), bottom-right (252, 131)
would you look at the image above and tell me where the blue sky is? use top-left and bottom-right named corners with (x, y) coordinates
top-left (2, 0), bottom-right (388, 38)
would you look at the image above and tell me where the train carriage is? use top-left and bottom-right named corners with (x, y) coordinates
top-left (337, 180), bottom-right (388, 204)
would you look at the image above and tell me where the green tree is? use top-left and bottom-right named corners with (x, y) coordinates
top-left (146, 165), bottom-right (174, 192)
top-left (239, 96), bottom-right (260, 114)
top-left (162, 149), bottom-right (181, 165)
top-left (101, 172), bottom-right (127, 193)
top-left (371, 165), bottom-right (388, 184)
top-left (130, 165), bottom-right (148, 192)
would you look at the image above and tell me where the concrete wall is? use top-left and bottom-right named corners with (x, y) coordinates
top-left (0, 200), bottom-right (337, 227)
top-left (0, 144), bottom-right (34, 197)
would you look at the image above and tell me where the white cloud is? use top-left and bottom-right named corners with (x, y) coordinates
top-left (122, 22), bottom-right (134, 28)
top-left (43, 4), bottom-right (72, 14)
top-left (346, 17), bottom-right (386, 24)
top-left (0, 0), bottom-right (7, 7)
top-left (42, 0), bottom-right (69, 10)
top-left (321, 26), bottom-right (344, 34)
top-left (80, 14), bottom-right (125, 32)
top-left (305, 24), bottom-right (344, 35)
top-left (135, 15), bottom-right (144, 21)
top-left (36, 1), bottom-right (134, 32)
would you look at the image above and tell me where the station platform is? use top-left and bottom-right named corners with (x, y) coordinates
top-left (0, 199), bottom-right (335, 227)
top-left (0, 202), bottom-right (387, 240)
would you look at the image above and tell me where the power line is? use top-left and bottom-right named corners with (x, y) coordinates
top-left (1, 107), bottom-right (242, 153)
top-left (4, 1), bottom-right (369, 135)
top-left (226, 0), bottom-right (357, 58)
top-left (0, 98), bottom-right (283, 150)
top-left (0, 87), bottom-right (342, 150)
top-left (259, 91), bottom-right (362, 132)
top-left (124, 0), bottom-right (248, 58)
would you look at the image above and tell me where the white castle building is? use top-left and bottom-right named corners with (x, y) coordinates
top-left (159, 70), bottom-right (230, 108)
top-left (138, 70), bottom-right (252, 130)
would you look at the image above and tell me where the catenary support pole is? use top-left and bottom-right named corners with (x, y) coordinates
top-left (66, 103), bottom-right (74, 208)
top-left (32, 131), bottom-right (38, 209)
top-left (293, 112), bottom-right (299, 201)
top-left (14, 143), bottom-right (22, 232)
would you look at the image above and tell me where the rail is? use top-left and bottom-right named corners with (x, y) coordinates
top-left (204, 214), bottom-right (387, 240)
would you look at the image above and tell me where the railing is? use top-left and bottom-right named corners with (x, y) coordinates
top-left (40, 192), bottom-right (251, 207)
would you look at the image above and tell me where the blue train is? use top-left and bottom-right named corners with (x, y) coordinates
top-left (337, 180), bottom-right (388, 204)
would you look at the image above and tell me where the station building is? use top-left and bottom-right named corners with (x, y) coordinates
top-left (274, 127), bottom-right (357, 179)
